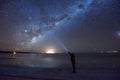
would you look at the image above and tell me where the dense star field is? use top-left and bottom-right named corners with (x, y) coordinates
top-left (0, 0), bottom-right (120, 53)
top-left (0, 1), bottom-right (120, 80)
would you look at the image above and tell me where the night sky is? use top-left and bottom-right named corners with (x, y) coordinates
top-left (0, 0), bottom-right (120, 53)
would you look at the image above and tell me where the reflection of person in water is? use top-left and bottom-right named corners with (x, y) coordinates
top-left (68, 51), bottom-right (76, 73)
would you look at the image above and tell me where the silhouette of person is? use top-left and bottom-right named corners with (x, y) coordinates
top-left (68, 51), bottom-right (76, 73)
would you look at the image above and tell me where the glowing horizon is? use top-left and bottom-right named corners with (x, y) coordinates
top-left (45, 48), bottom-right (56, 54)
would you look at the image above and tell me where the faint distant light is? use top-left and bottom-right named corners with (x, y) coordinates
top-left (112, 50), bottom-right (118, 53)
top-left (116, 31), bottom-right (120, 38)
top-left (46, 49), bottom-right (56, 54)
top-left (13, 51), bottom-right (16, 55)
top-left (107, 50), bottom-right (118, 54)
top-left (24, 29), bottom-right (28, 33)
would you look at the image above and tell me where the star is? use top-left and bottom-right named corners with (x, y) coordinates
top-left (116, 31), bottom-right (120, 38)
top-left (28, 16), bottom-right (32, 20)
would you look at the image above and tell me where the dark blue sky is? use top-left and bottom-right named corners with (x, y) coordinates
top-left (0, 0), bottom-right (120, 53)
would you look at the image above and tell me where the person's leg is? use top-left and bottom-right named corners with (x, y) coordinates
top-left (72, 62), bottom-right (76, 73)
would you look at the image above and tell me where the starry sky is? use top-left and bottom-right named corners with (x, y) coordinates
top-left (0, 0), bottom-right (120, 53)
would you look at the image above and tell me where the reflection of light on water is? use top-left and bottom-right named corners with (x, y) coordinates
top-left (0, 53), bottom-right (68, 68)
top-left (43, 57), bottom-right (55, 62)
top-left (40, 57), bottom-right (60, 68)
top-left (10, 54), bottom-right (62, 68)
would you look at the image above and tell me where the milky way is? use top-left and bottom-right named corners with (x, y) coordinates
top-left (1, 0), bottom-right (120, 52)
top-left (12, 0), bottom-right (108, 48)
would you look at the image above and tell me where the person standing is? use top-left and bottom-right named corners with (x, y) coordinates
top-left (68, 51), bottom-right (76, 73)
